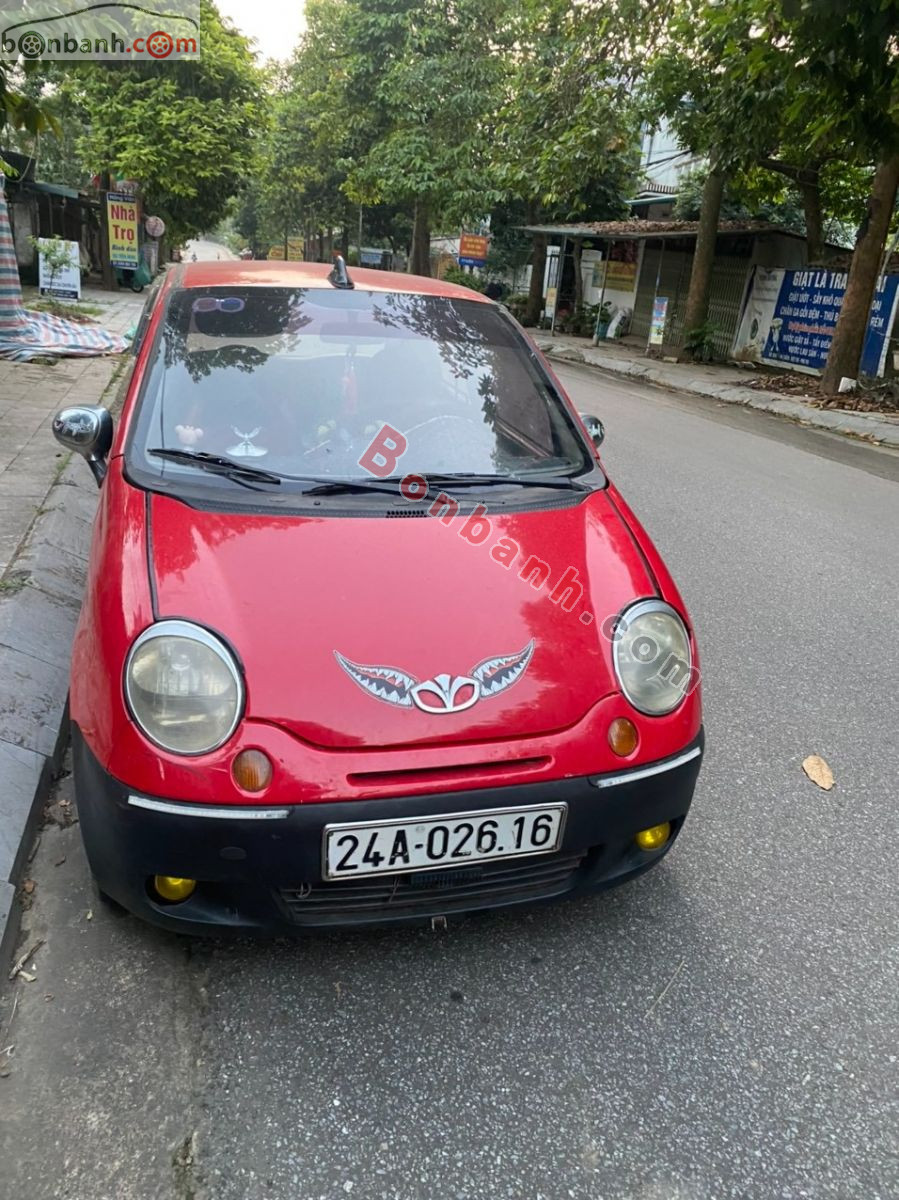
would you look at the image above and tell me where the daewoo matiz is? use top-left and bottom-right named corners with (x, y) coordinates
top-left (53, 258), bottom-right (703, 934)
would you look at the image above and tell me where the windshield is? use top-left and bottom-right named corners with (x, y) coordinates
top-left (128, 286), bottom-right (594, 497)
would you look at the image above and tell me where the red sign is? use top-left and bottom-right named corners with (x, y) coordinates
top-left (458, 234), bottom-right (489, 263)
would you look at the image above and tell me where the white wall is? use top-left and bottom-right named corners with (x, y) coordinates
top-left (640, 120), bottom-right (701, 191)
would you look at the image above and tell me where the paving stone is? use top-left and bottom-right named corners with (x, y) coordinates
top-left (0, 644), bottom-right (69, 759)
top-left (0, 739), bottom-right (45, 886)
top-left (0, 586), bottom-right (82, 666)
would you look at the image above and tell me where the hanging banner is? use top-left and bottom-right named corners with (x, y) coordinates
top-left (268, 238), bottom-right (304, 260)
top-left (37, 238), bottom-right (81, 300)
top-left (733, 267), bottom-right (899, 377)
top-left (458, 233), bottom-right (488, 267)
top-left (649, 296), bottom-right (668, 345)
top-left (106, 191), bottom-right (140, 267)
top-left (591, 243), bottom-right (639, 292)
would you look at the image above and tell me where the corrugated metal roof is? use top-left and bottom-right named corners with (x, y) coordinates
top-left (520, 219), bottom-right (805, 240)
top-left (28, 181), bottom-right (81, 200)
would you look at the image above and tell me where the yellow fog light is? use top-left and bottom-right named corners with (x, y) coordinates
top-left (635, 822), bottom-right (671, 852)
top-left (153, 875), bottom-right (197, 903)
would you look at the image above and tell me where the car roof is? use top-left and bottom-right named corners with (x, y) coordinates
top-left (177, 259), bottom-right (491, 302)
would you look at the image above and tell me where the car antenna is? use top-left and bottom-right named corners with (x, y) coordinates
top-left (328, 253), bottom-right (355, 290)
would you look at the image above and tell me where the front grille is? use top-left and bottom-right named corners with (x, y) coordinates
top-left (278, 851), bottom-right (587, 923)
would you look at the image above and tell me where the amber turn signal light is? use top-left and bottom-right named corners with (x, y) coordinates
top-left (608, 717), bottom-right (638, 756)
top-left (232, 748), bottom-right (273, 792)
top-left (635, 822), bottom-right (672, 852)
top-left (153, 876), bottom-right (197, 903)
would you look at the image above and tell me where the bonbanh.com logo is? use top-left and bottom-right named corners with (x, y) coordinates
top-left (0, 1), bottom-right (200, 60)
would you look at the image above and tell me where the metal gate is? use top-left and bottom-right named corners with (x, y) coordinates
top-left (632, 245), bottom-right (752, 355)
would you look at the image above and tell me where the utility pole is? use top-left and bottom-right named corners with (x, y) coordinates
top-left (358, 206), bottom-right (363, 268)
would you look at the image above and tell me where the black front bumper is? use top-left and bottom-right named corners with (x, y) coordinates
top-left (72, 725), bottom-right (704, 935)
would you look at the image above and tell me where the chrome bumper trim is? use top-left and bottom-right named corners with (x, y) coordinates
top-left (127, 795), bottom-right (290, 820)
top-left (590, 745), bottom-right (702, 789)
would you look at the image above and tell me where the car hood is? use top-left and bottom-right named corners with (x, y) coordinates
top-left (149, 491), bottom-right (656, 750)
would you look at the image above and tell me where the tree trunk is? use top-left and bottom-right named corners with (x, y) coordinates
top-left (821, 152), bottom-right (899, 394)
top-left (409, 201), bottom-right (431, 275)
top-left (572, 239), bottom-right (584, 310)
top-left (800, 180), bottom-right (825, 264)
top-left (679, 166), bottom-right (725, 358)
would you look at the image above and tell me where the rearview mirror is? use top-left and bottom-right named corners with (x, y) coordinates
top-left (580, 413), bottom-right (605, 449)
top-left (52, 405), bottom-right (113, 486)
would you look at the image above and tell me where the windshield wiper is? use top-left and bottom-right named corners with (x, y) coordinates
top-left (299, 479), bottom-right (409, 498)
top-left (302, 473), bottom-right (589, 498)
top-left (147, 448), bottom-right (283, 488)
top-left (421, 472), bottom-right (590, 492)
top-left (145, 453), bottom-right (590, 499)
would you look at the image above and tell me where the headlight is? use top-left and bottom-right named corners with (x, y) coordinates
top-left (612, 599), bottom-right (693, 716)
top-left (125, 621), bottom-right (243, 754)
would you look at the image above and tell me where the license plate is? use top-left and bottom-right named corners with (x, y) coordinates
top-left (323, 803), bottom-right (567, 880)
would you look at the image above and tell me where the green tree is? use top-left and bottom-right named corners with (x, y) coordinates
top-left (76, 0), bottom-right (263, 245)
top-left (7, 67), bottom-right (91, 188)
top-left (341, 0), bottom-right (509, 274)
top-left (494, 0), bottom-right (642, 323)
top-left (1, 61), bottom-right (59, 175)
top-left (643, 0), bottom-right (791, 354)
top-left (645, 0), bottom-right (899, 379)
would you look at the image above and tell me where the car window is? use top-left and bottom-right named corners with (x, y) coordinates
top-left (128, 286), bottom-right (592, 493)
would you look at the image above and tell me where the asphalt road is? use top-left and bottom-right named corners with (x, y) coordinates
top-left (183, 237), bottom-right (237, 262)
top-left (2, 366), bottom-right (898, 1200)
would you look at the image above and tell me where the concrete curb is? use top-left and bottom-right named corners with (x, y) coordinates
top-left (535, 340), bottom-right (899, 448)
top-left (0, 457), bottom-right (95, 970)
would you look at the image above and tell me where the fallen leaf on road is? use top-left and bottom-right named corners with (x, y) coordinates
top-left (802, 755), bottom-right (834, 790)
top-left (22, 880), bottom-right (35, 895)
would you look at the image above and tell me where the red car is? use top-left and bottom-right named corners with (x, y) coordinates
top-left (53, 259), bottom-right (703, 934)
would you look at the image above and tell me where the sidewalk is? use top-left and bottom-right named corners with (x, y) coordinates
top-left (0, 289), bottom-right (143, 575)
top-left (534, 334), bottom-right (899, 449)
top-left (0, 287), bottom-right (145, 965)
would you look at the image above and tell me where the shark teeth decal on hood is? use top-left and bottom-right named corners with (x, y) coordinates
top-left (334, 641), bottom-right (536, 714)
top-left (333, 653), bottom-right (416, 708)
top-left (471, 641), bottom-right (536, 698)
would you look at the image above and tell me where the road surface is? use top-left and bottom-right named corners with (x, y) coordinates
top-left (183, 237), bottom-right (237, 262)
top-left (1, 366), bottom-right (897, 1200)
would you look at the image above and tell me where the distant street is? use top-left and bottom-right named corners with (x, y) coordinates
top-left (1, 367), bottom-right (897, 1200)
top-left (183, 237), bottom-right (237, 261)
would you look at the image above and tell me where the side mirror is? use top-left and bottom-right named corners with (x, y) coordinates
top-left (52, 405), bottom-right (113, 486)
top-left (580, 413), bottom-right (605, 449)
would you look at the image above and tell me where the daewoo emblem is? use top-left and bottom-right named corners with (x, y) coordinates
top-left (334, 641), bottom-right (535, 715)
